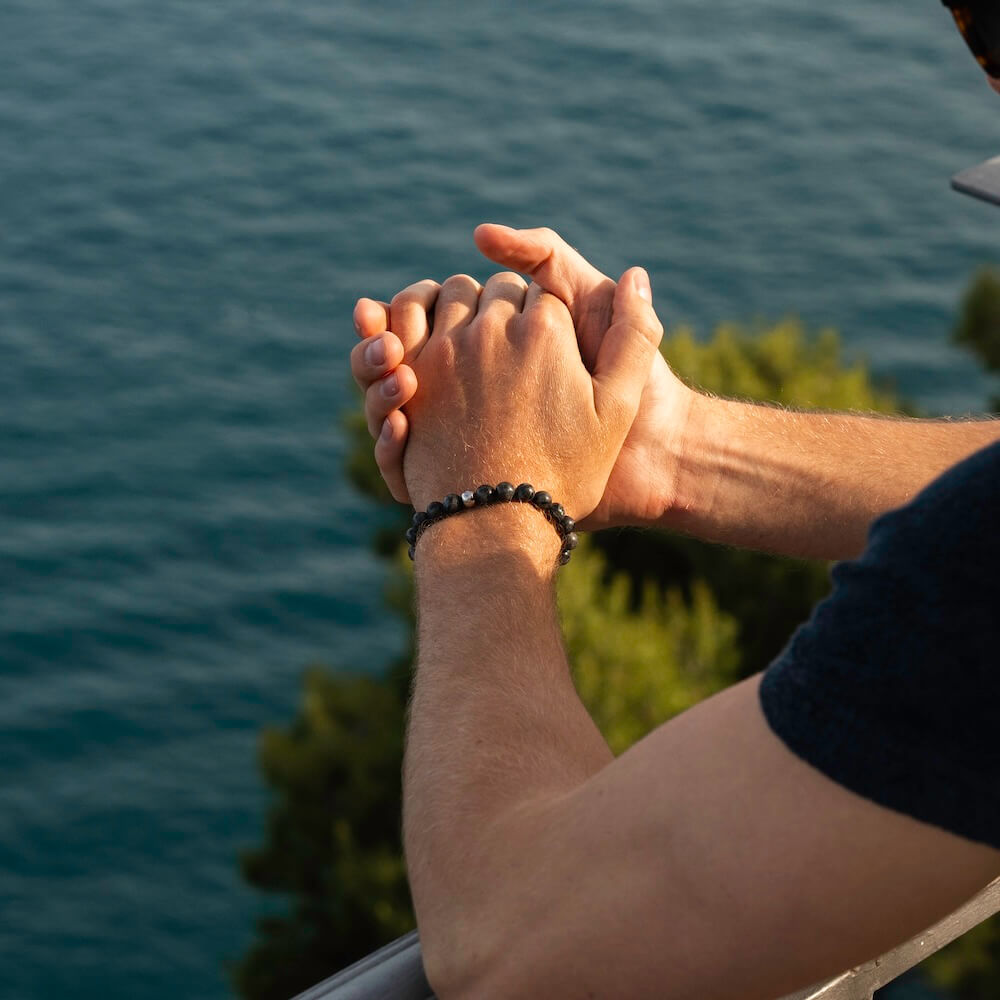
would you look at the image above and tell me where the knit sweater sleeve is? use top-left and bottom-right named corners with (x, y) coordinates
top-left (760, 441), bottom-right (1000, 848)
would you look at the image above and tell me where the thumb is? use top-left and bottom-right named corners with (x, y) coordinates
top-left (592, 267), bottom-right (664, 429)
top-left (473, 223), bottom-right (613, 308)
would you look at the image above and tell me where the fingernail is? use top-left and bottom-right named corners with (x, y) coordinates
top-left (633, 268), bottom-right (652, 303)
top-left (365, 337), bottom-right (386, 366)
top-left (381, 419), bottom-right (393, 441)
top-left (381, 373), bottom-right (399, 398)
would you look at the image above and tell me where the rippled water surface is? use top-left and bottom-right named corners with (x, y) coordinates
top-left (2, 1), bottom-right (997, 996)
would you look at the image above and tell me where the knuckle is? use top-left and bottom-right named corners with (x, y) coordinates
top-left (496, 271), bottom-right (528, 299)
top-left (537, 291), bottom-right (570, 318)
top-left (522, 294), bottom-right (569, 335)
top-left (392, 279), bottom-right (439, 310)
top-left (390, 288), bottom-right (418, 311)
top-left (494, 270), bottom-right (525, 286)
top-left (442, 273), bottom-right (479, 293)
top-left (522, 306), bottom-right (560, 340)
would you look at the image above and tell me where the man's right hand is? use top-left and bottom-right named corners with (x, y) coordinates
top-left (352, 226), bottom-right (697, 529)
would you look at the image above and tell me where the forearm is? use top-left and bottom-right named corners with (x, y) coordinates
top-left (403, 504), bottom-right (613, 991)
top-left (662, 395), bottom-right (998, 560)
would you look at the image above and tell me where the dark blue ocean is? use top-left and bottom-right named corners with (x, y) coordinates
top-left (2, 1), bottom-right (997, 997)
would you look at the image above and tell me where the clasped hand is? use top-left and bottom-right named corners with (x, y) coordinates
top-left (351, 226), bottom-right (690, 528)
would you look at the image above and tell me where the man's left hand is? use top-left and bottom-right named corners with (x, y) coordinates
top-left (400, 268), bottom-right (663, 522)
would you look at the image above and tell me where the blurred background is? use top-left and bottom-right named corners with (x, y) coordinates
top-left (2, 1), bottom-right (999, 998)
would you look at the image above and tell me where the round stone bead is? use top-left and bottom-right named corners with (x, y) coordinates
top-left (412, 511), bottom-right (429, 528)
top-left (405, 526), bottom-right (418, 546)
top-left (561, 516), bottom-right (576, 535)
top-left (514, 483), bottom-right (535, 502)
top-left (532, 491), bottom-right (552, 509)
top-left (495, 482), bottom-right (516, 502)
top-left (474, 484), bottom-right (494, 505)
top-left (461, 490), bottom-right (476, 508)
top-left (547, 503), bottom-right (565, 521)
top-left (426, 501), bottom-right (445, 520)
top-left (559, 549), bottom-right (572, 566)
top-left (408, 545), bottom-right (416, 561)
top-left (562, 531), bottom-right (579, 551)
top-left (443, 493), bottom-right (462, 514)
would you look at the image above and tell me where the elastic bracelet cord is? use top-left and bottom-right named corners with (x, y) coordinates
top-left (405, 482), bottom-right (580, 566)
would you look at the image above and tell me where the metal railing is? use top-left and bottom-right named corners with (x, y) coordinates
top-left (782, 876), bottom-right (1000, 1000)
top-left (291, 930), bottom-right (431, 1000)
top-left (296, 877), bottom-right (1000, 1000)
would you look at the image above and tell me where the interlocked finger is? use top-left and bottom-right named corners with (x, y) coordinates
top-left (350, 330), bottom-right (405, 395)
top-left (354, 298), bottom-right (391, 340)
top-left (432, 274), bottom-right (482, 337)
top-left (364, 363), bottom-right (417, 440)
top-left (374, 409), bottom-right (410, 503)
top-left (390, 279), bottom-right (440, 365)
top-left (478, 271), bottom-right (528, 317)
top-left (523, 281), bottom-right (572, 321)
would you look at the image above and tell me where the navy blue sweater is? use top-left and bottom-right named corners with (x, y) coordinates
top-left (760, 440), bottom-right (1000, 848)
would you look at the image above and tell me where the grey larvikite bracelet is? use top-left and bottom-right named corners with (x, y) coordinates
top-left (406, 482), bottom-right (580, 566)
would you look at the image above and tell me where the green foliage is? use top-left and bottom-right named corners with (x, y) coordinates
top-left (666, 318), bottom-right (897, 412)
top-left (923, 916), bottom-right (1000, 1000)
top-left (597, 318), bottom-right (904, 677)
top-left (953, 266), bottom-right (1000, 373)
top-left (952, 266), bottom-right (1000, 412)
top-left (559, 540), bottom-right (740, 754)
top-left (239, 305), bottom-right (1000, 998)
top-left (231, 666), bottom-right (414, 1000)
top-left (344, 407), bottom-right (412, 558)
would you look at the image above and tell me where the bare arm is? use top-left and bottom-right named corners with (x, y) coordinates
top-left (663, 397), bottom-right (999, 560)
top-left (390, 262), bottom-right (1000, 999)
top-left (407, 507), bottom-right (1000, 1000)
top-left (403, 507), bottom-right (613, 978)
top-left (352, 225), bottom-right (998, 562)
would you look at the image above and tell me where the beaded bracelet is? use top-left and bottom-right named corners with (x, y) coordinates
top-left (406, 482), bottom-right (579, 566)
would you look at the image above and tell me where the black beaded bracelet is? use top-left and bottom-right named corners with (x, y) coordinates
top-left (406, 482), bottom-right (579, 566)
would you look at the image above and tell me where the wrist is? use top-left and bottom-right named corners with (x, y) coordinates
top-left (414, 501), bottom-right (564, 579)
top-left (658, 389), bottom-right (723, 533)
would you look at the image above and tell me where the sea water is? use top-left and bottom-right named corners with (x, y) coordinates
top-left (1, 1), bottom-right (995, 996)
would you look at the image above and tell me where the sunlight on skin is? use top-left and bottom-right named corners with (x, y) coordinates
top-left (352, 72), bottom-right (1000, 504)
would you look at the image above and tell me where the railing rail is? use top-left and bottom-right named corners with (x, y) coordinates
top-left (291, 930), bottom-right (431, 1000)
top-left (781, 876), bottom-right (1000, 1000)
top-left (296, 876), bottom-right (1000, 1000)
